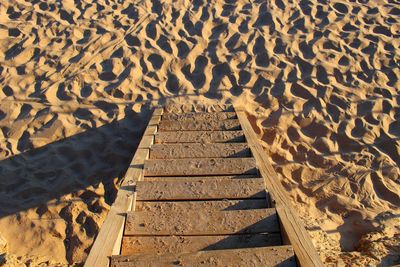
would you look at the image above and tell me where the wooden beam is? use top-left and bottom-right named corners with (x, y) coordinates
top-left (144, 158), bottom-right (257, 176)
top-left (155, 130), bottom-right (245, 143)
top-left (143, 174), bottom-right (259, 181)
top-left (120, 233), bottom-right (282, 256)
top-left (136, 199), bottom-right (268, 212)
top-left (164, 104), bottom-right (234, 113)
top-left (84, 108), bottom-right (163, 267)
top-left (113, 246), bottom-right (295, 267)
top-left (125, 208), bottom-right (279, 236)
top-left (158, 119), bottom-right (241, 131)
top-left (162, 111), bottom-right (237, 121)
top-left (135, 179), bottom-right (266, 200)
top-left (149, 143), bottom-right (251, 159)
top-left (235, 107), bottom-right (323, 267)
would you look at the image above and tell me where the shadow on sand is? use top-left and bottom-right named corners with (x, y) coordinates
top-left (0, 104), bottom-right (153, 219)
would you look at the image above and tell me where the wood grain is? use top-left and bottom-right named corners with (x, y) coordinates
top-left (155, 130), bottom-right (245, 143)
top-left (158, 119), bottom-right (241, 131)
top-left (136, 199), bottom-right (268, 212)
top-left (113, 246), bottom-right (295, 267)
top-left (136, 179), bottom-right (266, 200)
top-left (162, 111), bottom-right (236, 121)
top-left (144, 174), bottom-right (259, 181)
top-left (125, 208), bottom-right (279, 236)
top-left (150, 143), bottom-right (250, 159)
top-left (144, 158), bottom-right (257, 176)
top-left (120, 233), bottom-right (282, 256)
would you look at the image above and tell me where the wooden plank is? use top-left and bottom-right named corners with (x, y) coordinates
top-left (113, 246), bottom-right (295, 267)
top-left (136, 199), bottom-right (268, 212)
top-left (158, 119), bottom-right (241, 131)
top-left (149, 143), bottom-right (251, 159)
top-left (136, 179), bottom-right (266, 200)
top-left (122, 118), bottom-right (161, 186)
top-left (84, 189), bottom-right (132, 267)
top-left (144, 174), bottom-right (259, 181)
top-left (120, 233), bottom-right (282, 256)
top-left (162, 112), bottom-right (236, 121)
top-left (84, 108), bottom-right (162, 267)
top-left (144, 158), bottom-right (257, 176)
top-left (164, 104), bottom-right (234, 113)
top-left (235, 107), bottom-right (323, 267)
top-left (153, 108), bottom-right (164, 116)
top-left (124, 208), bottom-right (279, 236)
top-left (155, 130), bottom-right (245, 143)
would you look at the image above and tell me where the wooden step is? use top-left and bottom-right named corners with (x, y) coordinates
top-left (155, 131), bottom-right (245, 144)
top-left (136, 179), bottom-right (266, 200)
top-left (120, 234), bottom-right (282, 256)
top-left (124, 208), bottom-right (279, 236)
top-left (136, 199), bottom-right (268, 212)
top-left (149, 143), bottom-right (251, 159)
top-left (144, 158), bottom-right (257, 176)
top-left (112, 246), bottom-right (296, 267)
top-left (158, 119), bottom-right (241, 131)
top-left (164, 104), bottom-right (234, 113)
top-left (144, 174), bottom-right (259, 181)
top-left (162, 112), bottom-right (237, 121)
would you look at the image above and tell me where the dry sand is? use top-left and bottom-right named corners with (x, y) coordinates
top-left (0, 0), bottom-right (399, 266)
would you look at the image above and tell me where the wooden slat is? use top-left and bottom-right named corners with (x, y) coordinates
top-left (124, 208), bottom-right (279, 236)
top-left (155, 130), bottom-right (245, 143)
top-left (158, 119), bottom-right (241, 131)
top-left (120, 233), bottom-right (282, 256)
top-left (162, 112), bottom-right (236, 121)
top-left (136, 199), bottom-right (268, 212)
top-left (235, 107), bottom-right (323, 267)
top-left (113, 246), bottom-right (295, 267)
top-left (164, 104), bottom-right (234, 113)
top-left (84, 108), bottom-right (162, 267)
top-left (84, 191), bottom-right (130, 267)
top-left (144, 158), bottom-right (257, 176)
top-left (149, 143), bottom-right (250, 159)
top-left (136, 179), bottom-right (266, 200)
top-left (144, 174), bottom-right (258, 181)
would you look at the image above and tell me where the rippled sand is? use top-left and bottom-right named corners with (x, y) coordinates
top-left (0, 0), bottom-right (399, 265)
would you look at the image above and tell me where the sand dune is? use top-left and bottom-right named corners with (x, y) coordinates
top-left (0, 0), bottom-right (399, 265)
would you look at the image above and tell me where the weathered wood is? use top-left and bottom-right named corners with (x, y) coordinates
top-left (120, 233), bottom-right (282, 256)
top-left (136, 179), bottom-right (266, 200)
top-left (113, 246), bottom-right (296, 267)
top-left (164, 104), bottom-right (234, 113)
top-left (235, 108), bottom-right (323, 267)
top-left (144, 158), bottom-right (257, 176)
top-left (162, 112), bottom-right (237, 121)
top-left (158, 119), bottom-right (241, 131)
top-left (136, 199), bottom-right (268, 212)
top-left (124, 208), bottom-right (279, 236)
top-left (84, 108), bottom-right (162, 267)
top-left (144, 174), bottom-right (259, 181)
top-left (84, 190), bottom-right (131, 267)
top-left (150, 143), bottom-right (251, 159)
top-left (155, 130), bottom-right (245, 143)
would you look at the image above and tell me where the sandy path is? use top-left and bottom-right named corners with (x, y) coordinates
top-left (0, 0), bottom-right (399, 265)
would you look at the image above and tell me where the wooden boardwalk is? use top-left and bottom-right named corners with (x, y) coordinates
top-left (85, 104), bottom-right (323, 267)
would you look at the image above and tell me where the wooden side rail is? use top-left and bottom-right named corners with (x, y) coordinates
top-left (235, 106), bottom-right (323, 267)
top-left (84, 108), bottom-right (163, 267)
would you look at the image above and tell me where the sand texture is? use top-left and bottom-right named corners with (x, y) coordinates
top-left (0, 0), bottom-right (399, 265)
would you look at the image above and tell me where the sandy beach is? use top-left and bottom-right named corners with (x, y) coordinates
top-left (0, 0), bottom-right (399, 265)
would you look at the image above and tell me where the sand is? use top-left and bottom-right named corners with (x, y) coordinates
top-left (0, 0), bottom-right (399, 265)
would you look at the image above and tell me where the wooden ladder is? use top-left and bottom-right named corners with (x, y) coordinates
top-left (85, 104), bottom-right (323, 267)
